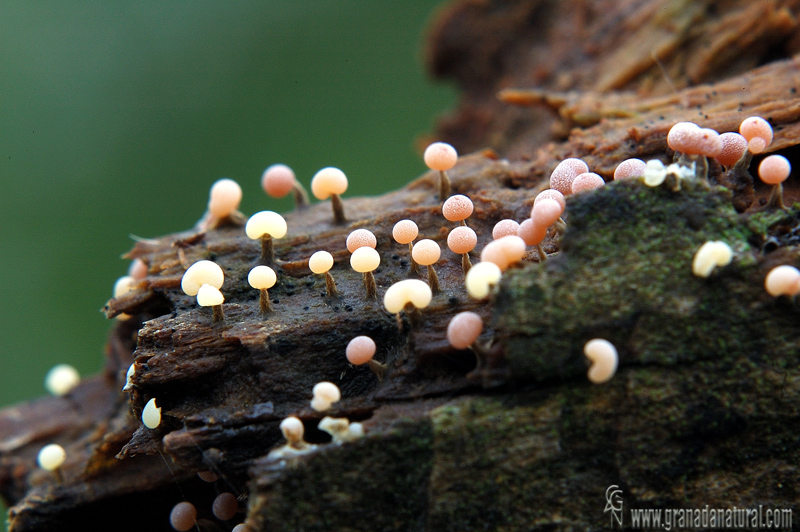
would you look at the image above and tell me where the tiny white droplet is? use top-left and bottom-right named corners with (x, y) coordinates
top-left (142, 398), bottom-right (161, 429)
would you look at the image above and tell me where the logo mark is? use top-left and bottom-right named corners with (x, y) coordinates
top-left (605, 485), bottom-right (624, 528)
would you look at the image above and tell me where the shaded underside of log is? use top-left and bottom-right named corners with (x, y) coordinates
top-left (2, 1), bottom-right (800, 530)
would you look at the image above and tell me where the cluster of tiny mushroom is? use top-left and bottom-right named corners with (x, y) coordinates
top-left (168, 486), bottom-right (242, 532)
top-left (637, 116), bottom-right (790, 212)
top-left (654, 118), bottom-right (796, 288)
top-left (34, 115), bottom-right (795, 531)
top-left (267, 380), bottom-right (363, 461)
top-left (620, 118), bottom-right (800, 305)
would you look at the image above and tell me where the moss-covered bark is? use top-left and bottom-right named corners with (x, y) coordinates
top-left (243, 182), bottom-right (800, 531)
top-left (498, 180), bottom-right (780, 379)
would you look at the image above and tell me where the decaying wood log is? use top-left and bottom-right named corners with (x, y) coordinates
top-left (2, 1), bottom-right (800, 530)
top-left (428, 0), bottom-right (800, 158)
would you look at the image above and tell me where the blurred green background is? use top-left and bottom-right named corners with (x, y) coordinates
top-left (0, 1), bottom-right (455, 416)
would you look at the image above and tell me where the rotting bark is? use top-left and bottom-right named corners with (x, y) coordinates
top-left (2, 1), bottom-right (800, 531)
top-left (427, 0), bottom-right (800, 159)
